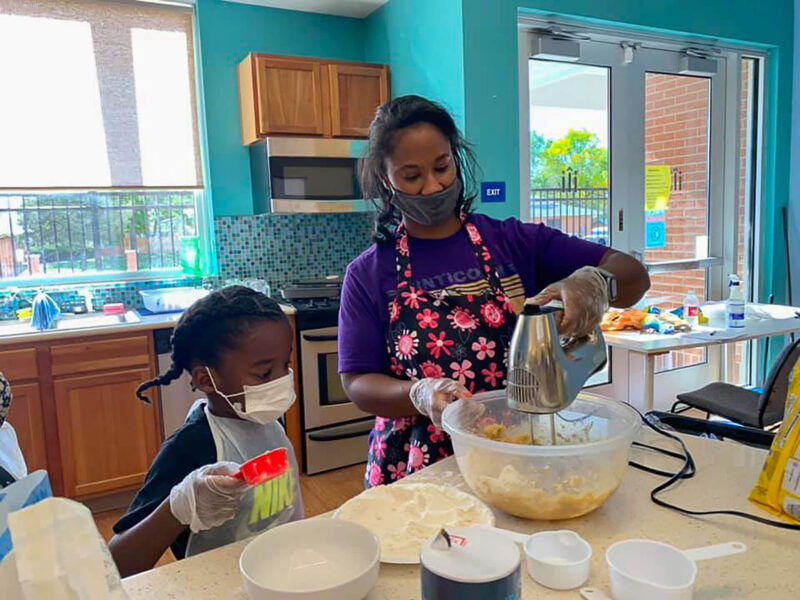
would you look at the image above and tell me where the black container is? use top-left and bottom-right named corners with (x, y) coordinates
top-left (420, 527), bottom-right (522, 600)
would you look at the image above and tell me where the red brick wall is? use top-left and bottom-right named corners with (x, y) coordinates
top-left (645, 74), bottom-right (710, 370)
top-left (645, 74), bottom-right (709, 305)
top-left (0, 237), bottom-right (14, 278)
top-left (643, 66), bottom-right (752, 376)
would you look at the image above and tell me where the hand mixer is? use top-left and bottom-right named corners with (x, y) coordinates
top-left (507, 304), bottom-right (608, 444)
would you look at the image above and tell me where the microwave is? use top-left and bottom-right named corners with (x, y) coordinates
top-left (250, 137), bottom-right (372, 214)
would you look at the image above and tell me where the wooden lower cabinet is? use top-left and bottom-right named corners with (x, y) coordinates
top-left (5, 382), bottom-right (48, 473)
top-left (53, 367), bottom-right (161, 499)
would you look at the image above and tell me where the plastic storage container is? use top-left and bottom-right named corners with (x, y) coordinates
top-left (442, 391), bottom-right (640, 520)
top-left (139, 287), bottom-right (209, 313)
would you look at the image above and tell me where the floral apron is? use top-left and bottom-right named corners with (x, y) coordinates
top-left (365, 216), bottom-right (517, 487)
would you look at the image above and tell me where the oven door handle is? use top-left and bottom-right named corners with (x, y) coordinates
top-left (307, 420), bottom-right (374, 442)
top-left (302, 334), bottom-right (338, 342)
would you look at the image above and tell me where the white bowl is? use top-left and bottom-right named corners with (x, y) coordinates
top-left (524, 530), bottom-right (592, 590)
top-left (240, 519), bottom-right (380, 600)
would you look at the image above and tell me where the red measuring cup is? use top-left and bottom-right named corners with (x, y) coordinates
top-left (233, 447), bottom-right (289, 485)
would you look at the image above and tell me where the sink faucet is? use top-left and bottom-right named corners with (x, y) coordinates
top-left (77, 289), bottom-right (95, 313)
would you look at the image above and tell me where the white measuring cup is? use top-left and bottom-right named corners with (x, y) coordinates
top-left (481, 527), bottom-right (592, 590)
top-left (605, 539), bottom-right (747, 600)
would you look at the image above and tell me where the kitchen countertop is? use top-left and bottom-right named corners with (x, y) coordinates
top-left (0, 304), bottom-right (296, 346)
top-left (121, 433), bottom-right (797, 599)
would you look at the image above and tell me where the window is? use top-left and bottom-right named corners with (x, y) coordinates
top-left (527, 61), bottom-right (610, 245)
top-left (0, 0), bottom-right (205, 283)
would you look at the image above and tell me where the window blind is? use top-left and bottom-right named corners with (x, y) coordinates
top-left (0, 0), bottom-right (203, 189)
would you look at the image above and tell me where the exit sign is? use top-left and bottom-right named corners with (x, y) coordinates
top-left (481, 181), bottom-right (505, 203)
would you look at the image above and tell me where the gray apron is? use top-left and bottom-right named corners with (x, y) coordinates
top-left (185, 405), bottom-right (303, 557)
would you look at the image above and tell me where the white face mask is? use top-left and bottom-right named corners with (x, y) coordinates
top-left (205, 367), bottom-right (296, 424)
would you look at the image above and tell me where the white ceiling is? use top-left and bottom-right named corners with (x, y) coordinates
top-left (222, 0), bottom-right (387, 18)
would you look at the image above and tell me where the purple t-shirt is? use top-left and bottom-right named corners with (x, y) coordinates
top-left (338, 214), bottom-right (607, 374)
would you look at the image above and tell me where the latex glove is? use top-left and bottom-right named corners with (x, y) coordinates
top-left (169, 461), bottom-right (249, 533)
top-left (527, 266), bottom-right (610, 338)
top-left (410, 377), bottom-right (472, 428)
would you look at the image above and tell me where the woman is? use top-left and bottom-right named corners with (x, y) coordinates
top-left (338, 95), bottom-right (649, 487)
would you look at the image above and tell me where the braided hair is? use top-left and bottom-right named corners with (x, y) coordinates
top-left (359, 95), bottom-right (480, 243)
top-left (136, 286), bottom-right (288, 403)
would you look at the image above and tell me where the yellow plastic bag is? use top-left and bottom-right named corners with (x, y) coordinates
top-left (749, 356), bottom-right (800, 523)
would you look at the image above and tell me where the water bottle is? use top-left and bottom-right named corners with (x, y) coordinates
top-left (726, 274), bottom-right (745, 329)
top-left (683, 290), bottom-right (700, 328)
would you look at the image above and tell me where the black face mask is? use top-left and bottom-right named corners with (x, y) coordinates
top-left (390, 178), bottom-right (462, 227)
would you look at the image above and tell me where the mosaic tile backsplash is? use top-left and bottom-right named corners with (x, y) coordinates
top-left (0, 213), bottom-right (374, 314)
top-left (214, 212), bottom-right (373, 286)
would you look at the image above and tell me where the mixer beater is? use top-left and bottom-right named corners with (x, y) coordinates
top-left (506, 304), bottom-right (608, 445)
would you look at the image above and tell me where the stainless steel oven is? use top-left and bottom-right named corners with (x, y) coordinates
top-left (250, 137), bottom-right (372, 214)
top-left (299, 326), bottom-right (373, 474)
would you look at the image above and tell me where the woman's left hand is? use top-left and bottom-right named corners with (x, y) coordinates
top-left (527, 266), bottom-right (609, 337)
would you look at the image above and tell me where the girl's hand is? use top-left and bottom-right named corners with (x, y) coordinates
top-left (169, 461), bottom-right (249, 533)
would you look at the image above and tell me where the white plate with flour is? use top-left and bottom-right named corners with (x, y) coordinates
top-left (334, 483), bottom-right (495, 564)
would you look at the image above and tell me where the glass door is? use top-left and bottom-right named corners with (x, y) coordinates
top-left (524, 44), bottom-right (614, 386)
top-left (520, 28), bottom-right (745, 406)
top-left (631, 47), bottom-right (727, 383)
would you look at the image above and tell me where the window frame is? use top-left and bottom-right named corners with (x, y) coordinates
top-left (0, 189), bottom-right (210, 287)
top-left (0, 0), bottom-right (215, 286)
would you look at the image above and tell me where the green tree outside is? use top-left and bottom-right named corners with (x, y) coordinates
top-left (531, 129), bottom-right (609, 189)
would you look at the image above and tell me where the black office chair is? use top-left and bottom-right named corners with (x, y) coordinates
top-left (647, 411), bottom-right (775, 449)
top-left (670, 337), bottom-right (800, 428)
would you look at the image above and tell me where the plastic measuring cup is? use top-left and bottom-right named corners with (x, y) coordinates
top-left (480, 527), bottom-right (592, 590)
top-left (524, 530), bottom-right (592, 590)
top-left (606, 539), bottom-right (747, 600)
top-left (233, 447), bottom-right (289, 485)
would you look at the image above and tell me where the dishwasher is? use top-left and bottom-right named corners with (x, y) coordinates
top-left (154, 328), bottom-right (205, 439)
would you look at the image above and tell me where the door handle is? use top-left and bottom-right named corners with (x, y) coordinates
top-left (302, 334), bottom-right (338, 342)
top-left (308, 420), bottom-right (373, 442)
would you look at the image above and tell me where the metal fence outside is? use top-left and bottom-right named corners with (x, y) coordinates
top-left (0, 191), bottom-right (198, 280)
top-left (530, 187), bottom-right (609, 244)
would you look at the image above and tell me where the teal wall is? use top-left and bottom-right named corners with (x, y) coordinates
top-left (363, 0), bottom-right (465, 128)
top-left (461, 0), bottom-right (795, 304)
top-left (790, 0), bottom-right (800, 304)
top-left (194, 0), bottom-right (365, 216)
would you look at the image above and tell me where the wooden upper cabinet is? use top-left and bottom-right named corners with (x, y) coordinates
top-left (238, 53), bottom-right (390, 144)
top-left (239, 55), bottom-right (326, 144)
top-left (54, 367), bottom-right (161, 499)
top-left (328, 64), bottom-right (389, 138)
top-left (258, 57), bottom-right (326, 136)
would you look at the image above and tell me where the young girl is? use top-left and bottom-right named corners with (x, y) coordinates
top-left (109, 286), bottom-right (303, 576)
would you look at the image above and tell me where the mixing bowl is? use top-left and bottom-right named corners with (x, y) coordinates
top-left (239, 519), bottom-right (380, 599)
top-left (441, 391), bottom-right (640, 520)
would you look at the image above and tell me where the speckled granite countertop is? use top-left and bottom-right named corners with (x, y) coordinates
top-left (0, 305), bottom-right (296, 346)
top-left (121, 433), bottom-right (795, 599)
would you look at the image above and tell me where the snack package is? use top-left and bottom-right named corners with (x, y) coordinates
top-left (601, 309), bottom-right (647, 332)
top-left (749, 356), bottom-right (800, 524)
